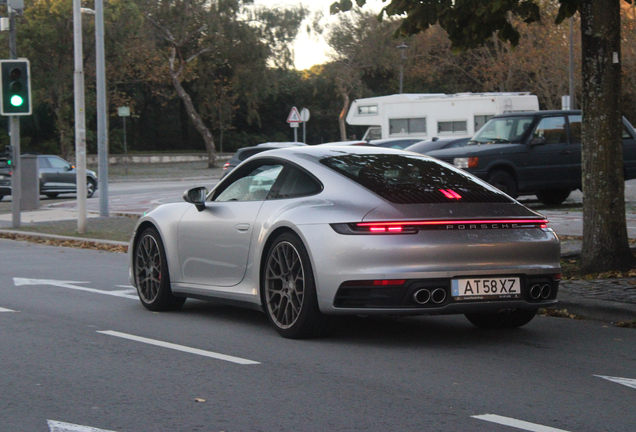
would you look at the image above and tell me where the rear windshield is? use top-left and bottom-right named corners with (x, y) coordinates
top-left (320, 154), bottom-right (512, 204)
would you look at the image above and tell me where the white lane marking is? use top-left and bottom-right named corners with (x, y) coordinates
top-left (595, 375), bottom-right (636, 390)
top-left (48, 419), bottom-right (118, 432)
top-left (472, 414), bottom-right (571, 432)
top-left (0, 306), bottom-right (16, 312)
top-left (14, 278), bottom-right (138, 300)
top-left (97, 330), bottom-right (260, 365)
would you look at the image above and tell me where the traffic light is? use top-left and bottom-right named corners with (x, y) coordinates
top-left (0, 59), bottom-right (31, 116)
top-left (1, 145), bottom-right (12, 166)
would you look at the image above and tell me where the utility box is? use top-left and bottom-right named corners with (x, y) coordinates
top-left (20, 154), bottom-right (39, 210)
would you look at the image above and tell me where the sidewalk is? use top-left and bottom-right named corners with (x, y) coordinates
top-left (0, 208), bottom-right (634, 326)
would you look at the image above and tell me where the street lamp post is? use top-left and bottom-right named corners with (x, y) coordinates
top-left (73, 0), bottom-right (87, 234)
top-left (95, 0), bottom-right (109, 217)
top-left (397, 43), bottom-right (408, 94)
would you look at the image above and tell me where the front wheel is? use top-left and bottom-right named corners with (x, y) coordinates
top-left (133, 227), bottom-right (186, 311)
top-left (465, 308), bottom-right (537, 329)
top-left (263, 232), bottom-right (331, 339)
top-left (488, 170), bottom-right (518, 198)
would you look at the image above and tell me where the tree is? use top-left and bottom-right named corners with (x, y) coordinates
top-left (326, 10), bottom-right (403, 139)
top-left (143, 0), bottom-right (308, 167)
top-left (332, 0), bottom-right (636, 274)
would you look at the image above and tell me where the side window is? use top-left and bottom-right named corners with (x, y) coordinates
top-left (623, 125), bottom-right (634, 139)
top-left (38, 157), bottom-right (51, 168)
top-left (474, 114), bottom-right (494, 132)
top-left (270, 167), bottom-right (322, 199)
top-left (48, 156), bottom-right (71, 169)
top-left (214, 164), bottom-right (284, 202)
top-left (533, 116), bottom-right (567, 144)
top-left (568, 115), bottom-right (582, 143)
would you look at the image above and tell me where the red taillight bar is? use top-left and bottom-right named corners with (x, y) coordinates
top-left (357, 219), bottom-right (548, 227)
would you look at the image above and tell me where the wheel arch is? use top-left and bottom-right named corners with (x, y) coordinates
top-left (486, 163), bottom-right (518, 183)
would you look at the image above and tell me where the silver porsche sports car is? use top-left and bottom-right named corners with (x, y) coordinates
top-left (129, 145), bottom-right (561, 338)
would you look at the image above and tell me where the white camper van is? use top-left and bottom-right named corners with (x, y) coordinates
top-left (346, 92), bottom-right (540, 140)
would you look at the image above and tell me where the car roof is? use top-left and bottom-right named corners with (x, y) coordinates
top-left (493, 110), bottom-right (581, 118)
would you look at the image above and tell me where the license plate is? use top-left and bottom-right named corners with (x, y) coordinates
top-left (451, 277), bottom-right (521, 301)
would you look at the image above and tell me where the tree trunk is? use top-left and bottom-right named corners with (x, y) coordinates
top-left (579, 0), bottom-right (636, 273)
top-left (339, 92), bottom-right (349, 141)
top-left (169, 49), bottom-right (217, 168)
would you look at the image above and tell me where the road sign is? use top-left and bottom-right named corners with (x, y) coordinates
top-left (118, 106), bottom-right (130, 117)
top-left (300, 107), bottom-right (310, 122)
top-left (287, 106), bottom-right (301, 123)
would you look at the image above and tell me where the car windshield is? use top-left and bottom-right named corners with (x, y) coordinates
top-left (469, 116), bottom-right (534, 145)
top-left (320, 154), bottom-right (512, 204)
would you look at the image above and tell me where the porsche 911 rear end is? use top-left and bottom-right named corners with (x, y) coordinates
top-left (304, 152), bottom-right (561, 328)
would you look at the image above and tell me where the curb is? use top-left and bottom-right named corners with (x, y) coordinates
top-left (556, 292), bottom-right (636, 324)
top-left (0, 229), bottom-right (129, 247)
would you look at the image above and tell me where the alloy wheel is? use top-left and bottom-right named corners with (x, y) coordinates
top-left (265, 241), bottom-right (305, 329)
top-left (135, 234), bottom-right (162, 303)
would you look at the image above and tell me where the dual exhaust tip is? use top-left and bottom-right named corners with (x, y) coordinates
top-left (413, 283), bottom-right (552, 305)
top-left (413, 288), bottom-right (447, 305)
top-left (530, 284), bottom-right (552, 300)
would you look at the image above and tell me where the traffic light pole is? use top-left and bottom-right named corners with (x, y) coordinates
top-left (8, 5), bottom-right (20, 228)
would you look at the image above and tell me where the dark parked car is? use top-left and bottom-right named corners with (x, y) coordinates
top-left (222, 142), bottom-right (306, 177)
top-left (405, 137), bottom-right (471, 154)
top-left (425, 110), bottom-right (636, 205)
top-left (0, 154), bottom-right (98, 200)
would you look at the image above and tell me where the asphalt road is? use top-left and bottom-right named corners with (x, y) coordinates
top-left (1, 239), bottom-right (635, 432)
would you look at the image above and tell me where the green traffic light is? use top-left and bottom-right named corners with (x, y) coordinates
top-left (10, 94), bottom-right (23, 107)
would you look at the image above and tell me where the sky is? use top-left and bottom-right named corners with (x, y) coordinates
top-left (254, 0), bottom-right (383, 70)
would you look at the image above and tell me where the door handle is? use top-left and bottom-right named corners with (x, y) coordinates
top-left (234, 223), bottom-right (250, 232)
top-left (559, 150), bottom-right (571, 155)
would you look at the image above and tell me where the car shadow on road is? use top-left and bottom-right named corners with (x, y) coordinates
top-left (176, 299), bottom-right (558, 348)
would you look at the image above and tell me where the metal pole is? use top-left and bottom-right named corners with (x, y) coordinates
top-left (95, 0), bottom-right (109, 217)
top-left (293, 125), bottom-right (297, 144)
top-left (569, 17), bottom-right (576, 110)
top-left (123, 116), bottom-right (128, 176)
top-left (73, 0), bottom-right (87, 233)
top-left (8, 6), bottom-right (20, 228)
top-left (397, 44), bottom-right (407, 94)
top-left (302, 120), bottom-right (306, 144)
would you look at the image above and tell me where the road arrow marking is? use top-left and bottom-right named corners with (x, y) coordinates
top-left (473, 414), bottom-right (571, 432)
top-left (14, 278), bottom-right (138, 300)
top-left (98, 330), bottom-right (260, 365)
top-left (48, 419), bottom-right (119, 432)
top-left (0, 306), bottom-right (16, 312)
top-left (595, 375), bottom-right (636, 390)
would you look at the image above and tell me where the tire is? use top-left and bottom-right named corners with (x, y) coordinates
top-left (487, 170), bottom-right (518, 198)
top-left (536, 189), bottom-right (571, 206)
top-left (86, 179), bottom-right (97, 198)
top-left (133, 227), bottom-right (186, 312)
top-left (262, 232), bottom-right (331, 339)
top-left (465, 308), bottom-right (537, 329)
top-left (44, 193), bottom-right (59, 198)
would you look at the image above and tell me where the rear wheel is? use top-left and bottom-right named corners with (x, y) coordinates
top-left (488, 170), bottom-right (517, 198)
top-left (133, 227), bottom-right (186, 311)
top-left (86, 179), bottom-right (97, 198)
top-left (465, 308), bottom-right (537, 329)
top-left (263, 232), bottom-right (331, 339)
top-left (536, 189), bottom-right (571, 206)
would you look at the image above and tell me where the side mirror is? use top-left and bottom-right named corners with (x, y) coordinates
top-left (67, 165), bottom-right (74, 171)
top-left (530, 136), bottom-right (546, 146)
top-left (183, 186), bottom-right (208, 211)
